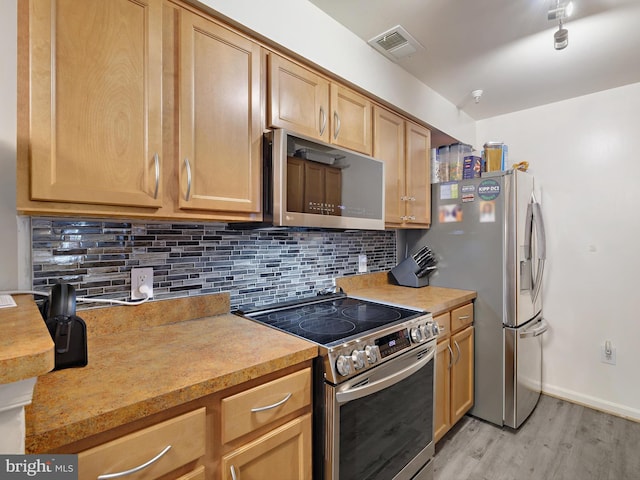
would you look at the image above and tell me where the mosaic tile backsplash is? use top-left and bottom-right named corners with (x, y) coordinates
top-left (31, 218), bottom-right (396, 310)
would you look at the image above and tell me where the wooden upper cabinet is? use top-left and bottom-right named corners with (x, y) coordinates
top-left (405, 122), bottom-right (431, 226)
top-left (373, 106), bottom-right (405, 224)
top-left (27, 0), bottom-right (163, 208)
top-left (268, 54), bottom-right (330, 143)
top-left (373, 105), bottom-right (431, 228)
top-left (330, 83), bottom-right (372, 155)
top-left (268, 54), bottom-right (372, 155)
top-left (178, 10), bottom-right (262, 214)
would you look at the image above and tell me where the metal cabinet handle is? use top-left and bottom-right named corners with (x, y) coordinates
top-left (454, 341), bottom-right (462, 365)
top-left (250, 393), bottom-right (292, 412)
top-left (153, 153), bottom-right (160, 199)
top-left (97, 445), bottom-right (172, 479)
top-left (319, 106), bottom-right (327, 136)
top-left (447, 344), bottom-right (454, 369)
top-left (184, 157), bottom-right (192, 201)
top-left (333, 111), bottom-right (341, 140)
top-left (230, 465), bottom-right (238, 480)
top-left (457, 315), bottom-right (470, 320)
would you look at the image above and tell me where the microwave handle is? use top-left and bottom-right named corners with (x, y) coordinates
top-left (335, 346), bottom-right (434, 404)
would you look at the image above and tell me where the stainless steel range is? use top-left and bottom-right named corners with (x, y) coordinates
top-left (237, 293), bottom-right (438, 480)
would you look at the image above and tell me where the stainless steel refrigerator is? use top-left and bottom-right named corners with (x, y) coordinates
top-left (405, 170), bottom-right (547, 428)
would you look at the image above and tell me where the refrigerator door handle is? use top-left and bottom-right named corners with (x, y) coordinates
top-left (519, 318), bottom-right (549, 339)
top-left (531, 201), bottom-right (547, 304)
top-left (532, 202), bottom-right (547, 261)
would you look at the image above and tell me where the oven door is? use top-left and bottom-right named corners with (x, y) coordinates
top-left (325, 343), bottom-right (435, 480)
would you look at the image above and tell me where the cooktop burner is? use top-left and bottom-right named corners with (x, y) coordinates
top-left (240, 294), bottom-right (422, 347)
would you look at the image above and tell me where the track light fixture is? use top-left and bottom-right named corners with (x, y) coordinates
top-left (548, 0), bottom-right (573, 50)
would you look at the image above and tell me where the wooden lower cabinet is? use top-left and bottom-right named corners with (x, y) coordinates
top-left (434, 340), bottom-right (452, 442)
top-left (61, 363), bottom-right (313, 480)
top-left (434, 303), bottom-right (475, 443)
top-left (217, 366), bottom-right (313, 480)
top-left (220, 414), bottom-right (312, 480)
top-left (451, 326), bottom-right (474, 425)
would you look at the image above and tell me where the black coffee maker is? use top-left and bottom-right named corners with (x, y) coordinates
top-left (43, 283), bottom-right (88, 370)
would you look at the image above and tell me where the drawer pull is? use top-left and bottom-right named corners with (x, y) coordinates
top-left (250, 393), bottom-right (292, 413)
top-left (97, 445), bottom-right (171, 479)
top-left (230, 465), bottom-right (238, 480)
top-left (457, 315), bottom-right (470, 320)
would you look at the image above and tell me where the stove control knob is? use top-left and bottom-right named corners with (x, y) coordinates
top-left (429, 322), bottom-right (440, 337)
top-left (410, 327), bottom-right (423, 343)
top-left (351, 350), bottom-right (366, 370)
top-left (419, 324), bottom-right (431, 340)
top-left (336, 355), bottom-right (352, 376)
top-left (365, 345), bottom-right (379, 364)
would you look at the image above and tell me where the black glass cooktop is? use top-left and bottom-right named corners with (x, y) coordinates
top-left (239, 295), bottom-right (423, 347)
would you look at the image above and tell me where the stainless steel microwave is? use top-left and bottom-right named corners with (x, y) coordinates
top-left (260, 129), bottom-right (385, 230)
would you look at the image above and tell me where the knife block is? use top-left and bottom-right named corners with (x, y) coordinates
top-left (390, 256), bottom-right (430, 288)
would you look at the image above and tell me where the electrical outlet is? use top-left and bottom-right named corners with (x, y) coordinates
top-left (131, 267), bottom-right (154, 300)
top-left (358, 254), bottom-right (368, 273)
top-left (601, 341), bottom-right (616, 365)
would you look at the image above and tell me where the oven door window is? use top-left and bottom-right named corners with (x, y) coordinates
top-left (337, 352), bottom-right (434, 479)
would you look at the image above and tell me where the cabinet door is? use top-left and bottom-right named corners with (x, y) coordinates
top-left (179, 11), bottom-right (262, 213)
top-left (434, 340), bottom-right (452, 443)
top-left (330, 84), bottom-right (372, 154)
top-left (29, 0), bottom-right (163, 208)
top-left (268, 54), bottom-right (330, 142)
top-left (451, 326), bottom-right (474, 424)
top-left (221, 414), bottom-right (312, 480)
top-left (373, 106), bottom-right (405, 225)
top-left (405, 122), bottom-right (431, 226)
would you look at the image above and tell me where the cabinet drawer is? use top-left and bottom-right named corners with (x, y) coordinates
top-left (222, 368), bottom-right (311, 443)
top-left (177, 465), bottom-right (205, 480)
top-left (78, 408), bottom-right (206, 480)
top-left (434, 312), bottom-right (450, 341)
top-left (451, 303), bottom-right (474, 332)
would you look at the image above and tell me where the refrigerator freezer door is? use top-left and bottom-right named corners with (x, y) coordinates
top-left (504, 315), bottom-right (547, 428)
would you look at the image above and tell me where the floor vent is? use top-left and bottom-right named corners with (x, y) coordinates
top-left (368, 25), bottom-right (424, 61)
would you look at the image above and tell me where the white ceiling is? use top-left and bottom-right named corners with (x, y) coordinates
top-left (309, 0), bottom-right (640, 120)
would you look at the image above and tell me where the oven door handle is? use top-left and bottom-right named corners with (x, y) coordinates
top-left (335, 347), bottom-right (434, 404)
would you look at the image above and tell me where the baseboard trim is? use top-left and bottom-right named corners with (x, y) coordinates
top-left (542, 383), bottom-right (640, 423)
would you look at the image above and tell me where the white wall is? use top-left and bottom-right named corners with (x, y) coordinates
top-left (0, 0), bottom-right (26, 291)
top-left (477, 82), bottom-right (640, 420)
top-left (195, 0), bottom-right (476, 146)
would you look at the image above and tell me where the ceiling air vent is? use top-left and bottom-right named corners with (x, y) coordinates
top-left (368, 25), bottom-right (424, 61)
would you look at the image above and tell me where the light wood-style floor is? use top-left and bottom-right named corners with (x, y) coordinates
top-left (434, 394), bottom-right (640, 480)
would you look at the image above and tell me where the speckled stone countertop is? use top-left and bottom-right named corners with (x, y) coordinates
top-left (24, 293), bottom-right (317, 453)
top-left (336, 271), bottom-right (476, 315)
top-left (0, 294), bottom-right (54, 384)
